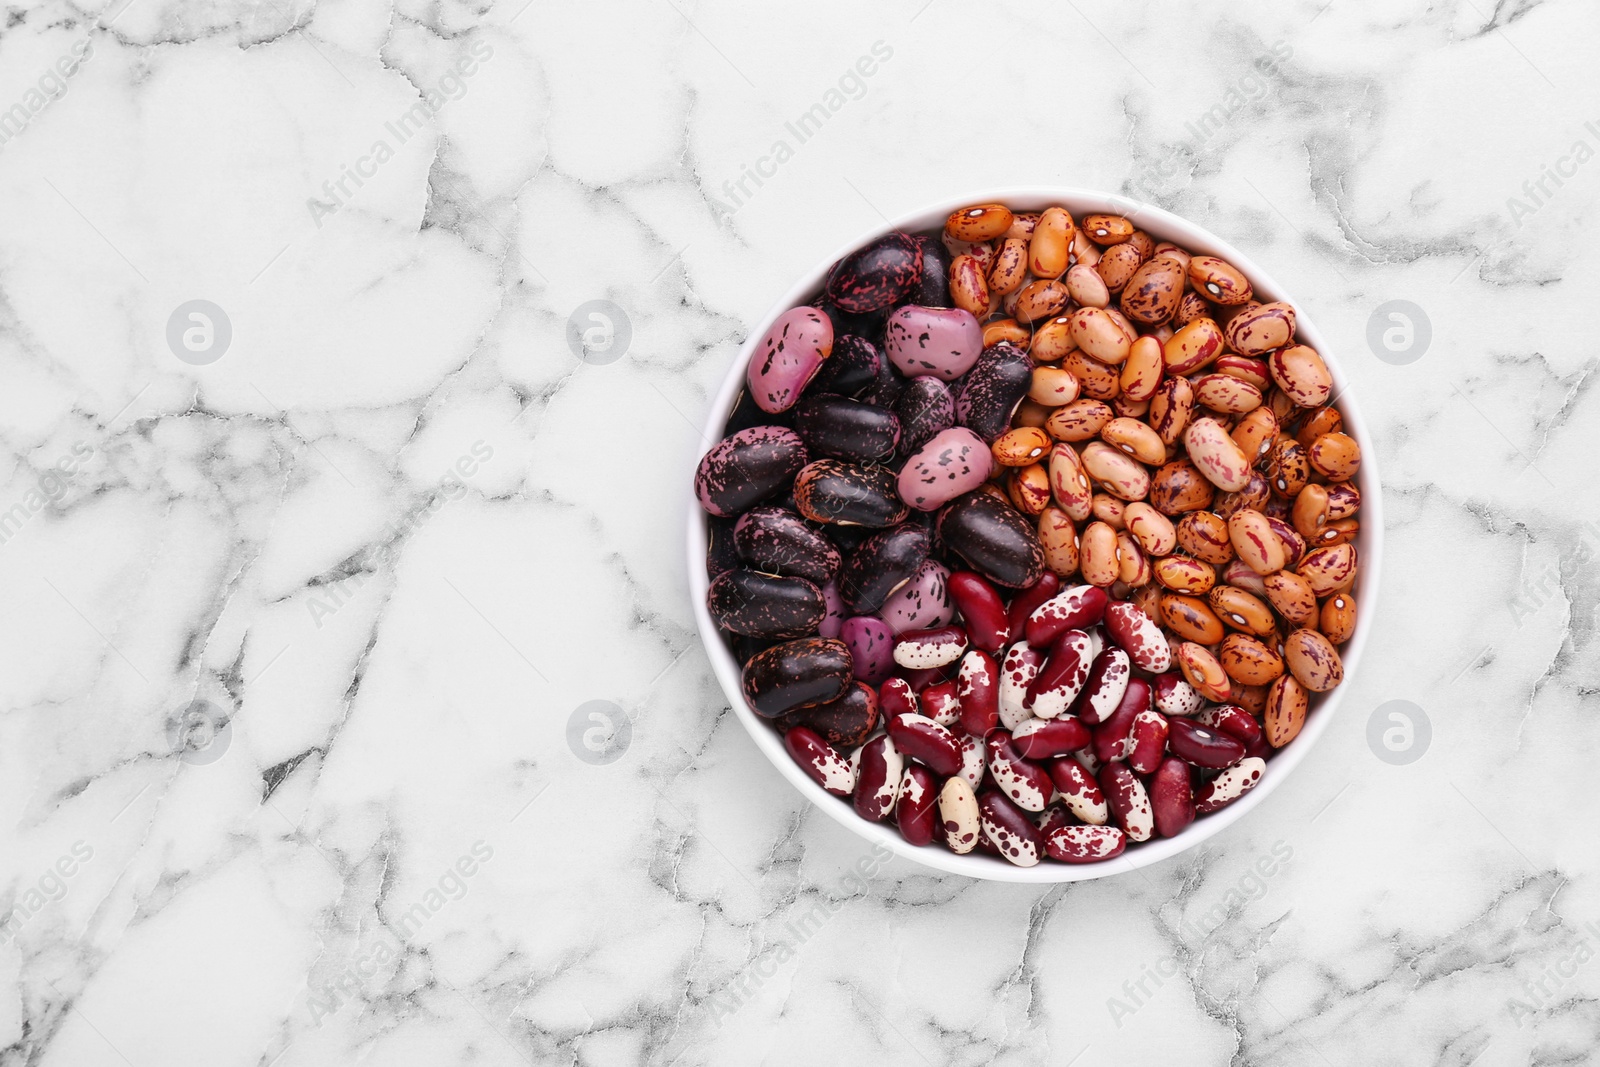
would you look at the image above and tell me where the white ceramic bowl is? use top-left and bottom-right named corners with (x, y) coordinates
top-left (687, 188), bottom-right (1382, 882)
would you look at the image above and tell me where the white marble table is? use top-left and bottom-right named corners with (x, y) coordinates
top-left (1, 0), bottom-right (1597, 1063)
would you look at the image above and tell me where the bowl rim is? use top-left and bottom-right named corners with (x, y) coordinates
top-left (686, 186), bottom-right (1382, 882)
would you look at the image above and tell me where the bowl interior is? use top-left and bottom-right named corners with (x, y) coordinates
top-left (688, 188), bottom-right (1382, 882)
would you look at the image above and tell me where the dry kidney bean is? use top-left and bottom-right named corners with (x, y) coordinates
top-left (705, 204), bottom-right (1365, 867)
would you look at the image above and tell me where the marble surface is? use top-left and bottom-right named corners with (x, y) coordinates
top-left (0, 0), bottom-right (1598, 1063)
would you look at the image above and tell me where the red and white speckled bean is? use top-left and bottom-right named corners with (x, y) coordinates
top-left (783, 726), bottom-right (855, 796)
top-left (1103, 600), bottom-right (1172, 673)
top-left (886, 712), bottom-right (964, 777)
top-left (1072, 646), bottom-right (1131, 725)
top-left (1150, 756), bottom-right (1195, 838)
top-left (1152, 671), bottom-right (1204, 717)
top-left (1024, 628), bottom-right (1094, 719)
top-left (1099, 762), bottom-right (1154, 842)
top-left (998, 641), bottom-right (1046, 729)
top-left (985, 731), bottom-right (1053, 812)
top-left (1046, 824), bottom-right (1127, 863)
top-left (920, 678), bottom-right (960, 727)
top-left (956, 649), bottom-right (1000, 737)
top-left (1048, 756), bottom-right (1108, 824)
top-left (978, 790), bottom-right (1045, 867)
top-left (1193, 757), bottom-right (1266, 814)
top-left (892, 625), bottom-right (969, 670)
top-left (895, 765), bottom-right (939, 846)
top-left (939, 776), bottom-right (982, 854)
top-left (1125, 708), bottom-right (1170, 775)
top-left (1011, 716), bottom-right (1092, 760)
top-left (851, 734), bottom-right (904, 822)
top-left (955, 730), bottom-right (986, 791)
top-left (1024, 584), bottom-right (1109, 647)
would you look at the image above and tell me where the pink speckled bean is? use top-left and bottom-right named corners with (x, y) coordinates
top-left (884, 305), bottom-right (984, 381)
top-left (747, 306), bottom-right (833, 413)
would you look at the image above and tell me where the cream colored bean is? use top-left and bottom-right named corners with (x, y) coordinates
top-left (1123, 501), bottom-right (1177, 556)
top-left (1184, 417), bottom-right (1254, 492)
top-left (1101, 416), bottom-right (1167, 465)
top-left (1081, 441), bottom-right (1152, 502)
top-left (1228, 508), bottom-right (1287, 575)
top-left (938, 777), bottom-right (981, 854)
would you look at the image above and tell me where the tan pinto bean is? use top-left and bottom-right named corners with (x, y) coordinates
top-left (1079, 521), bottom-right (1121, 587)
top-left (1187, 256), bottom-right (1253, 305)
top-left (1174, 290), bottom-right (1210, 327)
top-left (1212, 470), bottom-right (1271, 521)
top-left (1149, 459), bottom-right (1215, 515)
top-left (1068, 307), bottom-right (1133, 364)
top-left (1228, 508), bottom-right (1287, 575)
top-left (1320, 591), bottom-right (1357, 644)
top-left (1267, 388), bottom-right (1296, 423)
top-left (949, 255), bottom-right (993, 318)
top-left (1004, 212), bottom-right (1040, 241)
top-left (1081, 441), bottom-right (1152, 501)
top-left (1112, 394), bottom-right (1150, 420)
top-left (1120, 257), bottom-right (1185, 326)
top-left (1185, 417), bottom-right (1254, 492)
top-left (1297, 543), bottom-right (1357, 596)
top-left (1194, 373), bottom-right (1263, 415)
top-left (1092, 493), bottom-right (1128, 527)
top-left (1095, 243), bottom-right (1144, 293)
top-left (1124, 502), bottom-right (1177, 556)
top-left (1065, 263), bottom-right (1110, 308)
top-left (1082, 214), bottom-right (1134, 245)
top-left (1314, 518), bottom-right (1359, 548)
top-left (1219, 633), bottom-right (1284, 686)
top-left (1117, 530), bottom-right (1150, 586)
top-left (993, 427), bottom-right (1052, 466)
top-left (1263, 675), bottom-right (1308, 747)
top-left (1231, 407), bottom-right (1279, 464)
top-left (1101, 417), bottom-right (1167, 465)
top-left (1308, 432), bottom-right (1361, 480)
top-left (1126, 231), bottom-right (1155, 261)
top-left (1148, 377), bottom-right (1195, 446)
top-left (1045, 398), bottom-right (1114, 442)
top-left (1028, 365), bottom-right (1081, 406)
top-left (1162, 593), bottom-right (1225, 644)
top-left (1152, 243), bottom-right (1190, 270)
top-left (1164, 317), bottom-right (1226, 376)
top-left (1291, 484), bottom-right (1330, 539)
top-left (1176, 642), bottom-right (1231, 702)
top-left (1209, 585), bottom-right (1275, 636)
top-left (1120, 336), bottom-right (1164, 402)
top-left (1062, 349), bottom-right (1121, 400)
top-left (1014, 398), bottom-right (1053, 428)
top-left (1028, 207), bottom-right (1074, 279)
top-left (1215, 355), bottom-right (1271, 391)
top-left (1224, 301), bottom-right (1296, 356)
top-left (988, 238), bottom-right (1029, 296)
top-left (1177, 511), bottom-right (1234, 565)
top-left (1013, 279), bottom-right (1070, 324)
top-left (1284, 628), bottom-right (1343, 692)
top-left (946, 203), bottom-right (1014, 242)
top-left (1263, 571), bottom-right (1318, 624)
top-left (1029, 316), bottom-right (1076, 362)
top-left (1223, 559), bottom-right (1270, 597)
top-left (1038, 506), bottom-right (1081, 577)
top-left (1008, 462), bottom-right (1052, 515)
top-left (1270, 344), bottom-right (1332, 408)
top-left (1325, 481), bottom-right (1360, 520)
top-left (1268, 439), bottom-right (1310, 498)
top-left (1152, 555), bottom-right (1216, 595)
top-left (1071, 228), bottom-right (1101, 267)
top-left (1295, 406), bottom-right (1343, 448)
top-left (1235, 683), bottom-right (1269, 715)
top-left (1048, 442), bottom-right (1094, 521)
top-left (983, 318), bottom-right (1030, 348)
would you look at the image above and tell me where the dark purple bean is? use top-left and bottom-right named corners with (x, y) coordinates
top-left (694, 426), bottom-right (808, 518)
top-left (706, 569), bottom-right (825, 639)
top-left (733, 506), bottom-right (841, 585)
top-left (741, 638), bottom-right (853, 717)
top-left (936, 491), bottom-right (1045, 589)
top-left (825, 232), bottom-right (922, 314)
top-left (795, 394), bottom-right (900, 463)
top-left (836, 523), bottom-right (931, 614)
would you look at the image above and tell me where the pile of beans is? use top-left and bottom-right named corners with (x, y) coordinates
top-left (695, 201), bottom-right (1361, 867)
